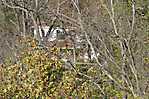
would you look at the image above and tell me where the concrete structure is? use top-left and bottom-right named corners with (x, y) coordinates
top-left (32, 25), bottom-right (67, 41)
top-left (32, 25), bottom-right (98, 63)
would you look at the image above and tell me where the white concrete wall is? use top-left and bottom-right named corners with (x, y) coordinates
top-left (33, 26), bottom-right (50, 38)
top-left (33, 26), bottom-right (65, 41)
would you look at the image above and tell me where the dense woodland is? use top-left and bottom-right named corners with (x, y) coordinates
top-left (0, 0), bottom-right (149, 98)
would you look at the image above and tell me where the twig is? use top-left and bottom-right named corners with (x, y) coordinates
top-left (128, 0), bottom-right (136, 42)
top-left (2, 0), bottom-right (33, 13)
top-left (67, 60), bottom-right (105, 95)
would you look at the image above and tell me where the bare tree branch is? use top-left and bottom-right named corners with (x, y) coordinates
top-left (70, 0), bottom-right (125, 91)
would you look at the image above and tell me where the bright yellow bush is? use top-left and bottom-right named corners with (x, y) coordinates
top-left (0, 37), bottom-right (126, 98)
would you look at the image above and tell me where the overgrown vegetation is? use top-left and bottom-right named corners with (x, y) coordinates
top-left (0, 37), bottom-right (124, 98)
